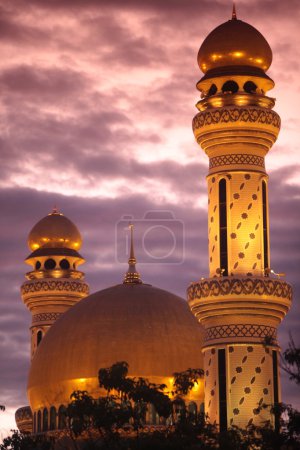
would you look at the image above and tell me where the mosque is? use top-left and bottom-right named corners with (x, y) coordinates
top-left (15, 7), bottom-right (292, 435)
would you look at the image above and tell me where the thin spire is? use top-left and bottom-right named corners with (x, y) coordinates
top-left (123, 224), bottom-right (142, 284)
top-left (232, 2), bottom-right (237, 20)
top-left (129, 223), bottom-right (135, 263)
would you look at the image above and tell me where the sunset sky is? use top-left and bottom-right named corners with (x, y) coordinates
top-left (0, 0), bottom-right (300, 436)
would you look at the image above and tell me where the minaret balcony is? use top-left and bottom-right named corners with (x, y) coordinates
top-left (193, 105), bottom-right (280, 158)
top-left (188, 276), bottom-right (292, 340)
top-left (21, 277), bottom-right (89, 304)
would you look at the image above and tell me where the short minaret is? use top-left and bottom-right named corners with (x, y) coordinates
top-left (188, 8), bottom-right (292, 429)
top-left (21, 208), bottom-right (89, 359)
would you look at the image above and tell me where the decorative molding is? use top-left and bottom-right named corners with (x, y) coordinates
top-left (32, 312), bottom-right (62, 323)
top-left (204, 324), bottom-right (277, 342)
top-left (188, 277), bottom-right (292, 302)
top-left (193, 108), bottom-right (281, 131)
top-left (21, 280), bottom-right (89, 296)
top-left (209, 154), bottom-right (265, 169)
top-left (15, 406), bottom-right (32, 421)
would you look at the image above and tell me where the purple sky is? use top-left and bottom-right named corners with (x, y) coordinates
top-left (0, 0), bottom-right (300, 436)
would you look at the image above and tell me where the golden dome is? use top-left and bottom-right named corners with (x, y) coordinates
top-left (28, 283), bottom-right (204, 410)
top-left (28, 209), bottom-right (82, 252)
top-left (198, 17), bottom-right (272, 74)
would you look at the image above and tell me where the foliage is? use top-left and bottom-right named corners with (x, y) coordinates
top-left (3, 356), bottom-right (300, 449)
top-left (281, 334), bottom-right (300, 385)
top-left (0, 430), bottom-right (53, 450)
top-left (172, 368), bottom-right (204, 396)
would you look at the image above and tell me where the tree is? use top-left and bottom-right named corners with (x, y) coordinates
top-left (0, 430), bottom-right (53, 450)
top-left (281, 334), bottom-right (300, 384)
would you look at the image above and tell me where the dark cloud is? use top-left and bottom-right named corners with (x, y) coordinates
top-left (0, 66), bottom-right (89, 98)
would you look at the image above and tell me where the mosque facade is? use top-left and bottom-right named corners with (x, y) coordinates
top-left (15, 8), bottom-right (292, 435)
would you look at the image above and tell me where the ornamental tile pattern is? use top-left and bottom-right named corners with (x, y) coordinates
top-left (204, 324), bottom-right (277, 342)
top-left (32, 313), bottom-right (62, 323)
top-left (192, 108), bottom-right (281, 130)
top-left (187, 277), bottom-right (292, 302)
top-left (21, 280), bottom-right (89, 295)
top-left (209, 154), bottom-right (265, 169)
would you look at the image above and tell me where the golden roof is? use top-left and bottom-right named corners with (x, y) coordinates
top-left (28, 209), bottom-right (82, 252)
top-left (28, 284), bottom-right (204, 409)
top-left (198, 16), bottom-right (272, 74)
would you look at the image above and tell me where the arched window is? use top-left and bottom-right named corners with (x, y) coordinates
top-left (43, 408), bottom-right (48, 432)
top-left (262, 181), bottom-right (269, 271)
top-left (58, 405), bottom-right (67, 430)
top-left (173, 398), bottom-right (185, 423)
top-left (44, 258), bottom-right (56, 270)
top-left (49, 406), bottom-right (56, 431)
top-left (149, 403), bottom-right (158, 425)
top-left (219, 179), bottom-right (228, 276)
top-left (188, 402), bottom-right (197, 423)
top-left (35, 261), bottom-right (41, 270)
top-left (37, 410), bottom-right (42, 433)
top-left (59, 259), bottom-right (70, 270)
top-left (222, 80), bottom-right (239, 94)
top-left (33, 412), bottom-right (37, 434)
top-left (37, 330), bottom-right (43, 347)
top-left (243, 80), bottom-right (257, 93)
top-left (208, 83), bottom-right (217, 96)
top-left (188, 402), bottom-right (197, 416)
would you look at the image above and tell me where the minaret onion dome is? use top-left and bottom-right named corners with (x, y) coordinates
top-left (197, 5), bottom-right (272, 75)
top-left (123, 224), bottom-right (142, 284)
top-left (28, 207), bottom-right (82, 253)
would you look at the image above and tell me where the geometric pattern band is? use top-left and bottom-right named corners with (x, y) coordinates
top-left (188, 277), bottom-right (292, 302)
top-left (209, 154), bottom-right (265, 169)
top-left (32, 313), bottom-right (62, 323)
top-left (205, 324), bottom-right (277, 342)
top-left (193, 107), bottom-right (281, 130)
top-left (21, 280), bottom-right (89, 296)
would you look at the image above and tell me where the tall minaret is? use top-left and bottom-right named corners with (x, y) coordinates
top-left (188, 8), bottom-right (292, 430)
top-left (21, 208), bottom-right (89, 359)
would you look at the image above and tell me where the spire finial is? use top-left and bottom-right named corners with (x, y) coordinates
top-left (123, 224), bottom-right (142, 284)
top-left (129, 223), bottom-right (135, 263)
top-left (50, 205), bottom-right (63, 216)
top-left (232, 2), bottom-right (237, 20)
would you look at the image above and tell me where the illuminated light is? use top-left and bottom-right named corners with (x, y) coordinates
top-left (192, 382), bottom-right (200, 392)
top-left (255, 58), bottom-right (263, 64)
top-left (78, 378), bottom-right (86, 383)
top-left (32, 243), bottom-right (39, 250)
top-left (211, 54), bottom-right (222, 62)
top-left (232, 51), bottom-right (244, 58)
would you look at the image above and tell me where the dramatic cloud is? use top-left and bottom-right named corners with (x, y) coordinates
top-left (0, 0), bottom-right (299, 435)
